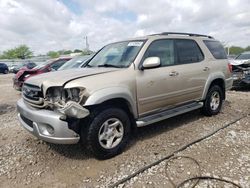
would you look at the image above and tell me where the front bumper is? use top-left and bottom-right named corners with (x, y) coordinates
top-left (13, 78), bottom-right (23, 91)
top-left (17, 99), bottom-right (80, 144)
top-left (232, 72), bottom-right (250, 86)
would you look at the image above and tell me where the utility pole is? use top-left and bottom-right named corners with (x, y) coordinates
top-left (84, 36), bottom-right (89, 51)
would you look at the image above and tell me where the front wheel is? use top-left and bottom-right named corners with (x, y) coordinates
top-left (84, 107), bottom-right (131, 159)
top-left (202, 85), bottom-right (223, 116)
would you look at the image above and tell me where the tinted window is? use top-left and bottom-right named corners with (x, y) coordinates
top-left (143, 39), bottom-right (175, 67)
top-left (204, 40), bottom-right (227, 59)
top-left (51, 59), bottom-right (68, 70)
top-left (175, 39), bottom-right (204, 64)
top-left (235, 53), bottom-right (250, 60)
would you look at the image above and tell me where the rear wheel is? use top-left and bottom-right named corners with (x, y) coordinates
top-left (84, 107), bottom-right (131, 159)
top-left (202, 85), bottom-right (223, 116)
top-left (4, 69), bottom-right (8, 74)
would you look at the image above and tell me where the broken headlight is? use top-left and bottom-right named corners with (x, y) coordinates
top-left (46, 87), bottom-right (88, 106)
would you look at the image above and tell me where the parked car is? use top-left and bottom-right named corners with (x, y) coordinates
top-left (230, 51), bottom-right (250, 87)
top-left (13, 57), bottom-right (71, 90)
top-left (0, 63), bottom-right (9, 74)
top-left (9, 62), bottom-right (37, 74)
top-left (17, 32), bottom-right (232, 159)
top-left (9, 63), bottom-right (24, 74)
top-left (58, 55), bottom-right (93, 71)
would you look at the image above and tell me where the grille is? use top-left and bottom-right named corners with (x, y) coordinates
top-left (20, 115), bottom-right (33, 128)
top-left (22, 84), bottom-right (43, 100)
top-left (22, 83), bottom-right (44, 106)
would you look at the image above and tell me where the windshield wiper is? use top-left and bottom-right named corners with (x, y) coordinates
top-left (97, 64), bottom-right (124, 68)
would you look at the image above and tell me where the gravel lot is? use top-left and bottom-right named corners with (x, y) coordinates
top-left (0, 74), bottom-right (249, 188)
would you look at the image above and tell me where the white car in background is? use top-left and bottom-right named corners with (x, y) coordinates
top-left (230, 51), bottom-right (250, 87)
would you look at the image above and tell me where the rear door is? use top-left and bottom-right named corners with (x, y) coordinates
top-left (172, 39), bottom-right (209, 102)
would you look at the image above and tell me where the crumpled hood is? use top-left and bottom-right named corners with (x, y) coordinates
top-left (15, 67), bottom-right (37, 79)
top-left (25, 68), bottom-right (118, 89)
top-left (230, 59), bottom-right (250, 66)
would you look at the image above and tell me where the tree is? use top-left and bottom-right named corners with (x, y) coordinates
top-left (15, 45), bottom-right (33, 59)
top-left (0, 45), bottom-right (33, 59)
top-left (244, 46), bottom-right (250, 52)
top-left (47, 51), bottom-right (59, 58)
top-left (74, 49), bottom-right (82, 53)
top-left (63, 50), bottom-right (72, 55)
top-left (229, 46), bottom-right (245, 55)
top-left (82, 49), bottom-right (94, 55)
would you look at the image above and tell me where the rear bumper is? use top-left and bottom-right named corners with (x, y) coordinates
top-left (225, 77), bottom-right (233, 90)
top-left (17, 99), bottom-right (80, 144)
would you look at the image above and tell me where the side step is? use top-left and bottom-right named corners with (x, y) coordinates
top-left (136, 102), bottom-right (203, 127)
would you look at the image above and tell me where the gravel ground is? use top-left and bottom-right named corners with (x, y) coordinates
top-left (0, 74), bottom-right (249, 188)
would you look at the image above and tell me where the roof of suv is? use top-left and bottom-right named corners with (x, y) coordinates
top-left (130, 32), bottom-right (214, 41)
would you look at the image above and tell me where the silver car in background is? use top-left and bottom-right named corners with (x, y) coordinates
top-left (58, 55), bottom-right (92, 71)
top-left (230, 51), bottom-right (250, 87)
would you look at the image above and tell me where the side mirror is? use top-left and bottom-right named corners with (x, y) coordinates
top-left (142, 57), bottom-right (160, 70)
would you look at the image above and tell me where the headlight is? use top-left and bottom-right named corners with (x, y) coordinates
top-left (46, 87), bottom-right (87, 105)
top-left (24, 74), bottom-right (30, 78)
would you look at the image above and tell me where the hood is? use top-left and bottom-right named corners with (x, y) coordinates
top-left (25, 68), bottom-right (118, 89)
top-left (230, 59), bottom-right (250, 66)
top-left (15, 67), bottom-right (38, 79)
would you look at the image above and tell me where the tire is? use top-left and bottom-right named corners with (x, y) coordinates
top-left (84, 107), bottom-right (131, 159)
top-left (4, 69), bottom-right (8, 74)
top-left (202, 85), bottom-right (223, 116)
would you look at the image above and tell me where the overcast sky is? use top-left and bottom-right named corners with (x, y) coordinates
top-left (0, 0), bottom-right (250, 54)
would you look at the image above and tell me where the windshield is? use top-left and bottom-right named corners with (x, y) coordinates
top-left (236, 53), bottom-right (250, 60)
top-left (58, 55), bottom-right (90, 70)
top-left (32, 60), bottom-right (50, 69)
top-left (87, 40), bottom-right (144, 68)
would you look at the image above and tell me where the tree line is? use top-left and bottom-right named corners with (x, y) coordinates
top-left (0, 45), bottom-right (93, 59)
top-left (1, 44), bottom-right (250, 60)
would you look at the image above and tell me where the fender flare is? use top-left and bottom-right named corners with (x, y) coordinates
top-left (201, 72), bottom-right (226, 100)
top-left (84, 87), bottom-right (138, 118)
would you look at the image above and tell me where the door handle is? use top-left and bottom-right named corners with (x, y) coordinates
top-left (169, 71), bottom-right (179, 76)
top-left (203, 67), bottom-right (210, 71)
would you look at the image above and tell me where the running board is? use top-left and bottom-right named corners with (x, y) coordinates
top-left (136, 102), bottom-right (203, 127)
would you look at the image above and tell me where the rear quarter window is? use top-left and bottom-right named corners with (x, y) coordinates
top-left (203, 40), bottom-right (227, 59)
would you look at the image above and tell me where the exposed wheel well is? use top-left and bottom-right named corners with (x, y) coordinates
top-left (86, 98), bottom-right (137, 131)
top-left (209, 79), bottom-right (225, 99)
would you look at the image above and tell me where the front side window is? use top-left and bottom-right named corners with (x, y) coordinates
top-left (175, 39), bottom-right (204, 64)
top-left (204, 40), bottom-right (227, 59)
top-left (143, 39), bottom-right (175, 67)
top-left (87, 41), bottom-right (144, 68)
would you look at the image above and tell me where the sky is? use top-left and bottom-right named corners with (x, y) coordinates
top-left (0, 0), bottom-right (250, 54)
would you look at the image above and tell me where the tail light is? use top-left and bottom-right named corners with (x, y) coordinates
top-left (228, 63), bottom-right (232, 73)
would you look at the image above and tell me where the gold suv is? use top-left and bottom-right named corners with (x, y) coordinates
top-left (17, 32), bottom-right (233, 159)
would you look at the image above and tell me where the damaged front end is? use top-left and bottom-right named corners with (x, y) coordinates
top-left (45, 87), bottom-right (90, 119)
top-left (231, 63), bottom-right (250, 87)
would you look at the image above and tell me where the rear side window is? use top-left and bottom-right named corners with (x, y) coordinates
top-left (175, 39), bottom-right (204, 64)
top-left (203, 40), bottom-right (227, 59)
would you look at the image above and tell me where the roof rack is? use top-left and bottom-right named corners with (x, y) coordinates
top-left (152, 32), bottom-right (214, 39)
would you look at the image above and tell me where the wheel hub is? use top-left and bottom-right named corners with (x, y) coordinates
top-left (210, 91), bottom-right (220, 111)
top-left (98, 118), bottom-right (124, 149)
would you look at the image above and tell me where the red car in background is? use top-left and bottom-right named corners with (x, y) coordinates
top-left (13, 57), bottom-right (71, 90)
